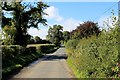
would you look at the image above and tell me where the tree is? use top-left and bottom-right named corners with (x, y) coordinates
top-left (62, 31), bottom-right (70, 44)
top-left (2, 13), bottom-right (12, 28)
top-left (34, 36), bottom-right (41, 44)
top-left (70, 21), bottom-right (100, 39)
top-left (2, 2), bottom-right (49, 46)
top-left (26, 35), bottom-right (35, 44)
top-left (46, 25), bottom-right (63, 46)
top-left (2, 21), bottom-right (16, 45)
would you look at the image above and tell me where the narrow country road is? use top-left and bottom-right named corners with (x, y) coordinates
top-left (11, 48), bottom-right (75, 79)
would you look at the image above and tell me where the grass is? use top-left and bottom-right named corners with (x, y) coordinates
top-left (67, 57), bottom-right (80, 78)
top-left (27, 44), bottom-right (55, 47)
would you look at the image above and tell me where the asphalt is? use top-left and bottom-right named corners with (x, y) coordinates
top-left (11, 48), bottom-right (75, 79)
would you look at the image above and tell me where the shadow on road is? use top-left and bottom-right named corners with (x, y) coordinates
top-left (43, 54), bottom-right (67, 61)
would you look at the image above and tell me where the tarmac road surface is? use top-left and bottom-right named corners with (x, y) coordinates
top-left (11, 48), bottom-right (75, 79)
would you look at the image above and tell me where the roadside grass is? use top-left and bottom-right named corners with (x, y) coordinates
top-left (67, 57), bottom-right (80, 78)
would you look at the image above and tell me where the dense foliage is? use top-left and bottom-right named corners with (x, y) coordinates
top-left (26, 35), bottom-right (51, 44)
top-left (27, 44), bottom-right (57, 54)
top-left (2, 44), bottom-right (57, 77)
top-left (46, 25), bottom-right (63, 46)
top-left (34, 36), bottom-right (42, 44)
top-left (66, 24), bottom-right (120, 78)
top-left (70, 21), bottom-right (100, 39)
top-left (62, 31), bottom-right (70, 45)
top-left (2, 2), bottom-right (49, 46)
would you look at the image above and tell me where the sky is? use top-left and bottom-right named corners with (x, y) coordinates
top-left (28, 2), bottom-right (118, 39)
top-left (2, 1), bottom-right (119, 39)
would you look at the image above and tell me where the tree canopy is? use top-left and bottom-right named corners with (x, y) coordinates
top-left (63, 31), bottom-right (70, 42)
top-left (2, 2), bottom-right (49, 46)
top-left (70, 21), bottom-right (100, 39)
top-left (46, 25), bottom-right (63, 46)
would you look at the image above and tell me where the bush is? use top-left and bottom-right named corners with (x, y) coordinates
top-left (0, 45), bottom-right (42, 75)
top-left (27, 44), bottom-right (57, 54)
top-left (65, 39), bottom-right (79, 56)
top-left (2, 44), bottom-right (57, 77)
top-left (65, 26), bottom-right (120, 78)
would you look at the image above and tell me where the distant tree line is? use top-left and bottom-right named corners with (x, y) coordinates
top-left (46, 25), bottom-right (70, 46)
top-left (46, 21), bottom-right (100, 47)
top-left (27, 36), bottom-right (51, 44)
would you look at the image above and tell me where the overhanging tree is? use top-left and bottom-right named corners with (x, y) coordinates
top-left (2, 1), bottom-right (49, 46)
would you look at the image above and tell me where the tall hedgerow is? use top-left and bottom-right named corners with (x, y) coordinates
top-left (66, 13), bottom-right (120, 78)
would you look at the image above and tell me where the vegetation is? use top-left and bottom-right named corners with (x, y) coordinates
top-left (27, 44), bottom-right (57, 54)
top-left (2, 44), bottom-right (57, 77)
top-left (46, 25), bottom-right (71, 46)
top-left (1, 1), bottom-right (58, 79)
top-left (1, 1), bottom-right (119, 79)
top-left (70, 21), bottom-right (100, 39)
top-left (46, 25), bottom-right (63, 46)
top-left (34, 36), bottom-right (42, 44)
top-left (2, 2), bottom-right (49, 46)
top-left (26, 35), bottom-right (51, 44)
top-left (65, 15), bottom-right (120, 78)
top-left (62, 31), bottom-right (70, 45)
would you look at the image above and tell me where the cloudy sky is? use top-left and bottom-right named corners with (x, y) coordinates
top-left (3, 1), bottom-right (119, 39)
top-left (28, 2), bottom-right (118, 39)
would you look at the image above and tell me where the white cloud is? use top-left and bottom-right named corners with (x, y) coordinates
top-left (98, 15), bottom-right (118, 30)
top-left (44, 6), bottom-right (63, 22)
top-left (44, 6), bottom-right (81, 31)
top-left (28, 27), bottom-right (48, 39)
top-left (44, 6), bottom-right (82, 32)
top-left (98, 15), bottom-right (109, 28)
top-left (47, 18), bottom-right (81, 32)
top-left (29, 6), bottom-right (82, 39)
top-left (61, 18), bottom-right (82, 31)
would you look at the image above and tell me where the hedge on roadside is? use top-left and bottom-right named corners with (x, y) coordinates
top-left (1, 44), bottom-right (57, 77)
top-left (27, 44), bottom-right (57, 54)
top-left (2, 45), bottom-right (40, 76)
top-left (65, 26), bottom-right (120, 78)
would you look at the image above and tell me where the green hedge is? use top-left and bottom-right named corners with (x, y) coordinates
top-left (2, 45), bottom-right (41, 76)
top-left (2, 44), bottom-right (57, 77)
top-left (65, 26), bottom-right (120, 78)
top-left (65, 39), bottom-right (79, 56)
top-left (27, 44), bottom-right (57, 54)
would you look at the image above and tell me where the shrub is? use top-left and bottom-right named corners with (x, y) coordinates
top-left (1, 44), bottom-right (47, 76)
top-left (2, 44), bottom-right (57, 78)
top-left (28, 46), bottom-right (36, 53)
top-left (66, 26), bottom-right (120, 78)
top-left (65, 39), bottom-right (79, 56)
top-left (27, 44), bottom-right (57, 54)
